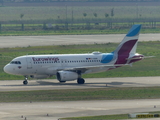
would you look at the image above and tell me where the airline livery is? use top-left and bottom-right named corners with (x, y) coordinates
top-left (4, 24), bottom-right (148, 85)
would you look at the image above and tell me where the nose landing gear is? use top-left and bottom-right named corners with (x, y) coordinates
top-left (23, 76), bottom-right (28, 85)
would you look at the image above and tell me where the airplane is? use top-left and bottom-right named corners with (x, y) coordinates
top-left (3, 24), bottom-right (149, 85)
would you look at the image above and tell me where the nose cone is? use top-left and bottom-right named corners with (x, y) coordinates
top-left (4, 64), bottom-right (12, 74)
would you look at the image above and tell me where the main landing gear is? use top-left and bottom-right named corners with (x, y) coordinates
top-left (77, 78), bottom-right (85, 84)
top-left (23, 76), bottom-right (28, 85)
top-left (77, 71), bottom-right (85, 84)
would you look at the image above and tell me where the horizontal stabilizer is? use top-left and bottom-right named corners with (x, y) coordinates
top-left (126, 56), bottom-right (155, 61)
top-left (142, 56), bottom-right (155, 59)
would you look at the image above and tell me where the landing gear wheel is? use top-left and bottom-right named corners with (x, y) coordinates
top-left (23, 76), bottom-right (28, 85)
top-left (59, 81), bottom-right (66, 83)
top-left (77, 78), bottom-right (85, 84)
top-left (23, 80), bottom-right (28, 85)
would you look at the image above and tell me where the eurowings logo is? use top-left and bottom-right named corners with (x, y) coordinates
top-left (32, 57), bottom-right (59, 62)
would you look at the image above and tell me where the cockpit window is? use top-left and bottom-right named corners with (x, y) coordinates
top-left (10, 61), bottom-right (21, 64)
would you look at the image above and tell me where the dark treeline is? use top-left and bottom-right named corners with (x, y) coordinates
top-left (1, 0), bottom-right (160, 3)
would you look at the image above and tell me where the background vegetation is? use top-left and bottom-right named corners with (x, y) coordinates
top-left (0, 6), bottom-right (159, 21)
top-left (0, 4), bottom-right (159, 32)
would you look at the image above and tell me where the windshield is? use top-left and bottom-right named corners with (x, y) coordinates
top-left (10, 61), bottom-right (21, 64)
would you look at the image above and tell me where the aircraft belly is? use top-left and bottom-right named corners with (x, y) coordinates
top-left (23, 69), bottom-right (35, 75)
top-left (45, 69), bottom-right (57, 75)
top-left (85, 67), bottom-right (112, 74)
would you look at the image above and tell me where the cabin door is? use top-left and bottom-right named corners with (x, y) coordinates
top-left (26, 57), bottom-right (32, 69)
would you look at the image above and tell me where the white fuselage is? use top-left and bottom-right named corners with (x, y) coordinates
top-left (4, 52), bottom-right (116, 77)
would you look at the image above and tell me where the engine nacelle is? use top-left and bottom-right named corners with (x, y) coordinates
top-left (56, 71), bottom-right (78, 81)
top-left (30, 75), bottom-right (49, 79)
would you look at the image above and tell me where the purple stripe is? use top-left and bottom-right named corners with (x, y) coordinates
top-left (115, 39), bottom-right (138, 64)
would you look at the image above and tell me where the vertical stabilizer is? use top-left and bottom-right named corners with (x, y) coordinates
top-left (114, 24), bottom-right (141, 64)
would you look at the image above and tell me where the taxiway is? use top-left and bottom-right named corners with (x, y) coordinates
top-left (1, 99), bottom-right (160, 120)
top-left (0, 34), bottom-right (160, 48)
top-left (0, 77), bottom-right (160, 91)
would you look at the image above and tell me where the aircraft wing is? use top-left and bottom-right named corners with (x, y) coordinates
top-left (60, 64), bottom-right (128, 73)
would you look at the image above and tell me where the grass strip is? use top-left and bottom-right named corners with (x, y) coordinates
top-left (62, 114), bottom-right (128, 120)
top-left (62, 111), bottom-right (160, 120)
top-left (1, 87), bottom-right (160, 102)
top-left (0, 28), bottom-right (160, 36)
top-left (62, 112), bottom-right (160, 120)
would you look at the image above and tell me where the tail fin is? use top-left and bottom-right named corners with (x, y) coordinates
top-left (114, 24), bottom-right (141, 64)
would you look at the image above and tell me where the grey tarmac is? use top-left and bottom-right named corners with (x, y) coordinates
top-left (1, 99), bottom-right (160, 120)
top-left (0, 34), bottom-right (159, 48)
top-left (0, 77), bottom-right (160, 91)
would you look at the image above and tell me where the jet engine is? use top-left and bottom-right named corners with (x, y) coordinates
top-left (56, 71), bottom-right (78, 81)
top-left (30, 75), bottom-right (49, 79)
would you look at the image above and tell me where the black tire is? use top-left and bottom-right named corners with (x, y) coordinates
top-left (77, 78), bottom-right (85, 84)
top-left (23, 80), bottom-right (28, 85)
top-left (59, 81), bottom-right (66, 83)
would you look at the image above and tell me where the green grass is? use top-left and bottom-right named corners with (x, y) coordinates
top-left (1, 27), bottom-right (160, 36)
top-left (62, 114), bottom-right (128, 120)
top-left (62, 111), bottom-right (160, 120)
top-left (0, 41), bottom-right (160, 80)
top-left (0, 29), bottom-right (127, 36)
top-left (62, 112), bottom-right (160, 120)
top-left (1, 87), bottom-right (160, 102)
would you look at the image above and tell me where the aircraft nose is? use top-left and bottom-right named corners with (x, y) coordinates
top-left (3, 64), bottom-right (12, 74)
